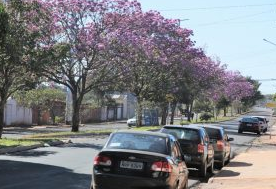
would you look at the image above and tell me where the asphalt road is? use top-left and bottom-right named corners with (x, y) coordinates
top-left (0, 107), bottom-right (274, 189)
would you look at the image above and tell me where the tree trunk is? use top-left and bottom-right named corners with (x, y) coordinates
top-left (186, 104), bottom-right (191, 122)
top-left (136, 97), bottom-right (143, 127)
top-left (37, 108), bottom-right (42, 125)
top-left (170, 102), bottom-right (177, 125)
top-left (224, 107), bottom-right (227, 117)
top-left (71, 92), bottom-right (82, 132)
top-left (161, 103), bottom-right (168, 125)
top-left (50, 109), bottom-right (55, 125)
top-left (0, 104), bottom-right (5, 139)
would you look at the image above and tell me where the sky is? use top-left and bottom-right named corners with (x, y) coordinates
top-left (138, 0), bottom-right (276, 95)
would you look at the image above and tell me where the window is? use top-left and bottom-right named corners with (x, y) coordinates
top-left (161, 128), bottom-right (199, 142)
top-left (106, 133), bottom-right (168, 154)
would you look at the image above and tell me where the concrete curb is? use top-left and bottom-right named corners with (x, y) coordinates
top-left (188, 180), bottom-right (201, 189)
top-left (0, 140), bottom-right (68, 155)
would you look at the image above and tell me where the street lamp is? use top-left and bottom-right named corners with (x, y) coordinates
top-left (263, 38), bottom-right (276, 46)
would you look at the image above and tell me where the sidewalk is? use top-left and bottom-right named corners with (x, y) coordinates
top-left (197, 126), bottom-right (276, 189)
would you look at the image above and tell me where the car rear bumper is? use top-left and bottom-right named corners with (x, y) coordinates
top-left (92, 173), bottom-right (173, 189)
top-left (240, 126), bottom-right (261, 133)
top-left (214, 151), bottom-right (224, 162)
top-left (185, 154), bottom-right (204, 169)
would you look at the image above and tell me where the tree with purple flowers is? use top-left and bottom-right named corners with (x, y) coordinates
top-left (27, 0), bottom-right (143, 131)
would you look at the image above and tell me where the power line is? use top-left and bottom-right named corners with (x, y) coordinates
top-left (197, 10), bottom-right (274, 26)
top-left (257, 79), bottom-right (276, 81)
top-left (160, 3), bottom-right (276, 12)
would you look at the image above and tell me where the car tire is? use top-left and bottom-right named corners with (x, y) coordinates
top-left (263, 128), bottom-right (267, 133)
top-left (257, 131), bottom-right (261, 135)
top-left (238, 129), bottom-right (243, 133)
top-left (225, 153), bottom-right (231, 165)
top-left (182, 180), bottom-right (188, 189)
top-left (199, 162), bottom-right (207, 177)
top-left (208, 159), bottom-right (214, 174)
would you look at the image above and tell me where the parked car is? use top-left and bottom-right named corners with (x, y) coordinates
top-left (91, 130), bottom-right (189, 189)
top-left (251, 116), bottom-right (269, 133)
top-left (126, 116), bottom-right (146, 127)
top-left (160, 125), bottom-right (214, 177)
top-left (201, 125), bottom-right (234, 169)
top-left (238, 117), bottom-right (262, 135)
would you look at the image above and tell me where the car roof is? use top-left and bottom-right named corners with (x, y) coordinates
top-left (114, 130), bottom-right (172, 138)
top-left (251, 116), bottom-right (266, 119)
top-left (201, 125), bottom-right (224, 130)
top-left (163, 124), bottom-right (203, 130)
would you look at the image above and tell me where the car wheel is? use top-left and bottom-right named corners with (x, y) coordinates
top-left (182, 180), bottom-right (188, 189)
top-left (263, 128), bottom-right (267, 133)
top-left (207, 159), bottom-right (214, 174)
top-left (238, 129), bottom-right (243, 133)
top-left (257, 131), bottom-right (261, 135)
top-left (225, 153), bottom-right (231, 165)
top-left (199, 162), bottom-right (207, 177)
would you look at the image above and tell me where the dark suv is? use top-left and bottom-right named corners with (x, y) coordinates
top-left (202, 125), bottom-right (233, 169)
top-left (238, 117), bottom-right (262, 135)
top-left (160, 125), bottom-right (214, 177)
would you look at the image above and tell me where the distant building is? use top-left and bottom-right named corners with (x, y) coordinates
top-left (4, 98), bottom-right (32, 126)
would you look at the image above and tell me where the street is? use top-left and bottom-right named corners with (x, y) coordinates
top-left (0, 107), bottom-right (274, 189)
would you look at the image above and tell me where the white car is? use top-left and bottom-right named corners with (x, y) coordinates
top-left (251, 116), bottom-right (269, 133)
top-left (127, 116), bottom-right (146, 127)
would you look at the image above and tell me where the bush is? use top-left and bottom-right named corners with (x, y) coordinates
top-left (200, 112), bottom-right (213, 121)
top-left (55, 116), bottom-right (64, 124)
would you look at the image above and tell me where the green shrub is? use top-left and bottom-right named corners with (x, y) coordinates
top-left (200, 112), bottom-right (213, 121)
top-left (55, 116), bottom-right (64, 124)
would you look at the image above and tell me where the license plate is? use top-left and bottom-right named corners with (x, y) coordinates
top-left (120, 161), bottom-right (143, 170)
top-left (247, 123), bottom-right (252, 126)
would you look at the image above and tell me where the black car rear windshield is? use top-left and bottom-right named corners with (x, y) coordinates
top-left (241, 117), bottom-right (259, 123)
top-left (161, 128), bottom-right (199, 142)
top-left (253, 117), bottom-right (265, 122)
top-left (106, 133), bottom-right (168, 155)
top-left (204, 127), bottom-right (222, 140)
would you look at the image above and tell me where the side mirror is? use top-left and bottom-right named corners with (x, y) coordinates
top-left (228, 137), bottom-right (234, 142)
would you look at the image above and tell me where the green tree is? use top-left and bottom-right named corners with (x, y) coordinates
top-left (14, 87), bottom-right (65, 125)
top-left (216, 96), bottom-right (231, 117)
top-left (0, 1), bottom-right (38, 138)
top-left (241, 77), bottom-right (264, 111)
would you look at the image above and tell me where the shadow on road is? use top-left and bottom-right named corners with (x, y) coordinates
top-left (215, 170), bottom-right (240, 177)
top-left (7, 150), bottom-right (56, 157)
top-left (0, 160), bottom-right (91, 189)
top-left (226, 161), bottom-right (252, 167)
top-left (66, 143), bottom-right (104, 150)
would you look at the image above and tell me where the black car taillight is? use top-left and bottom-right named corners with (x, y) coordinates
top-left (198, 143), bottom-right (204, 153)
top-left (94, 155), bottom-right (112, 166)
top-left (151, 161), bottom-right (172, 173)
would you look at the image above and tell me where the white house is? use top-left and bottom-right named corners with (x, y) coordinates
top-left (4, 98), bottom-right (32, 126)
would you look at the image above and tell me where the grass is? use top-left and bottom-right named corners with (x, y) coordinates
top-left (0, 138), bottom-right (49, 148)
top-left (24, 129), bottom-right (115, 139)
top-left (173, 115), bottom-right (238, 125)
top-left (132, 126), bottom-right (162, 131)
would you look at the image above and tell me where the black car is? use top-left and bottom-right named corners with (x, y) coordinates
top-left (201, 125), bottom-right (233, 169)
top-left (160, 125), bottom-right (214, 177)
top-left (92, 130), bottom-right (189, 189)
top-left (238, 117), bottom-right (262, 135)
